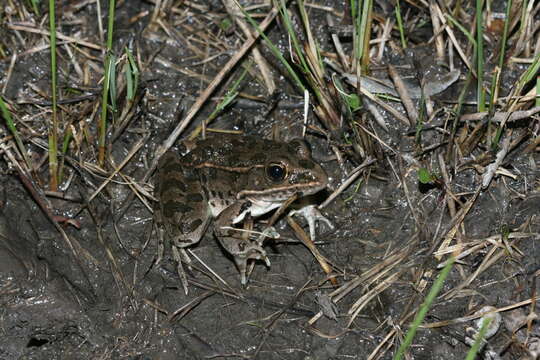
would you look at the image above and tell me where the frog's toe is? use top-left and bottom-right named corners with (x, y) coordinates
top-left (234, 257), bottom-right (248, 285)
top-left (291, 205), bottom-right (334, 240)
top-left (255, 226), bottom-right (280, 245)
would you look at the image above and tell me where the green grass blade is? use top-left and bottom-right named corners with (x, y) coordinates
top-left (125, 47), bottom-right (139, 101)
top-left (48, 0), bottom-right (58, 190)
top-left (445, 14), bottom-right (476, 46)
top-left (108, 54), bottom-right (117, 112)
top-left (0, 97), bottom-right (32, 170)
top-left (535, 76), bottom-right (540, 106)
top-left (497, 0), bottom-right (512, 72)
top-left (475, 0), bottom-right (485, 112)
top-left (29, 0), bottom-right (40, 15)
top-left (232, 0), bottom-right (305, 93)
top-left (492, 52), bottom-right (540, 148)
top-left (395, 0), bottom-right (407, 48)
top-left (189, 62), bottom-right (252, 140)
top-left (464, 317), bottom-right (492, 360)
top-left (277, 0), bottom-right (309, 75)
top-left (393, 256), bottom-right (455, 360)
top-left (352, 0), bottom-right (373, 74)
top-left (98, 0), bottom-right (117, 166)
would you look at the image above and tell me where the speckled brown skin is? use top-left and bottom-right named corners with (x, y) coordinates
top-left (154, 135), bottom-right (328, 284)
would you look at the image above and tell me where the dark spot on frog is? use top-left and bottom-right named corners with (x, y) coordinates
top-left (163, 201), bottom-right (193, 218)
top-left (161, 178), bottom-right (188, 193)
top-left (186, 219), bottom-right (203, 233)
top-left (261, 140), bottom-right (281, 151)
top-left (238, 242), bottom-right (246, 251)
top-left (183, 168), bottom-right (199, 181)
top-left (227, 155), bottom-right (240, 166)
top-left (182, 153), bottom-right (194, 163)
top-left (298, 159), bottom-right (314, 169)
top-left (162, 162), bottom-right (184, 173)
top-left (199, 173), bottom-right (208, 185)
top-left (250, 153), bottom-right (266, 163)
top-left (240, 201), bottom-right (252, 213)
top-left (186, 193), bottom-right (204, 202)
top-left (230, 138), bottom-right (243, 148)
top-left (208, 168), bottom-right (218, 180)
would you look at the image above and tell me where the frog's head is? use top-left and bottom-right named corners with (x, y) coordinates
top-left (238, 139), bottom-right (328, 202)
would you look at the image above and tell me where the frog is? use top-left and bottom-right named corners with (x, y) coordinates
top-left (154, 134), bottom-right (330, 290)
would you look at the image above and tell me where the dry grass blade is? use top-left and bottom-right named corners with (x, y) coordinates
top-left (388, 64), bottom-right (417, 126)
top-left (169, 291), bottom-right (214, 322)
top-left (347, 271), bottom-right (402, 327)
top-left (436, 187), bottom-right (482, 260)
top-left (7, 23), bottom-right (102, 50)
top-left (422, 296), bottom-right (540, 328)
top-left (331, 245), bottom-right (410, 303)
top-left (286, 216), bottom-right (336, 284)
top-left (221, 0), bottom-right (276, 94)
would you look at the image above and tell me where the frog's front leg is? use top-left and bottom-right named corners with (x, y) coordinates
top-left (290, 205), bottom-right (334, 241)
top-left (214, 201), bottom-right (270, 285)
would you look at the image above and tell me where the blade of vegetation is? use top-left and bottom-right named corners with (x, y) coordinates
top-left (237, 0), bottom-right (341, 131)
top-left (0, 97), bottom-right (31, 170)
top-left (108, 53), bottom-right (118, 112)
top-left (125, 47), bottom-right (139, 102)
top-left (233, 0), bottom-right (305, 93)
top-left (492, 52), bottom-right (540, 148)
top-left (495, 0), bottom-right (512, 87)
top-left (297, 0), bottom-right (324, 78)
top-left (352, 0), bottom-right (373, 75)
top-left (277, 0), bottom-right (310, 78)
top-left (188, 61), bottom-right (252, 140)
top-left (393, 257), bottom-right (455, 360)
top-left (445, 13), bottom-right (476, 47)
top-left (464, 317), bottom-right (492, 360)
top-left (535, 76), bottom-right (540, 106)
top-left (29, 0), bottom-right (40, 15)
top-left (48, 0), bottom-right (58, 190)
top-left (475, 0), bottom-right (485, 112)
top-left (395, 0), bottom-right (407, 49)
top-left (487, 0), bottom-right (512, 142)
top-left (98, 0), bottom-right (117, 167)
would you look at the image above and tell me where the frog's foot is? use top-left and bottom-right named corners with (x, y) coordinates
top-left (220, 236), bottom-right (270, 285)
top-left (171, 246), bottom-right (190, 294)
top-left (290, 205), bottom-right (334, 241)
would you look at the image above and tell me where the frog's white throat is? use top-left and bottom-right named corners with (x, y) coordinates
top-left (232, 199), bottom-right (283, 224)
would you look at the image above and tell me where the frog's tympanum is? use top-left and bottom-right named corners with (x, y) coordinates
top-left (155, 135), bottom-right (329, 287)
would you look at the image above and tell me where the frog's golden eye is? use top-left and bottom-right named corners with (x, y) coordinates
top-left (266, 162), bottom-right (287, 183)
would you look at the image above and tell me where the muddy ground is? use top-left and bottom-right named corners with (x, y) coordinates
top-left (0, 0), bottom-right (539, 359)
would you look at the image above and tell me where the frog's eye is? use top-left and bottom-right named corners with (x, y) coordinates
top-left (266, 163), bottom-right (287, 183)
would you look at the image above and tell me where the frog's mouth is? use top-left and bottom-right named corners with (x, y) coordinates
top-left (238, 180), bottom-right (327, 201)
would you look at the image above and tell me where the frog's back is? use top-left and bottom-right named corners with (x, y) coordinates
top-left (178, 135), bottom-right (286, 168)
